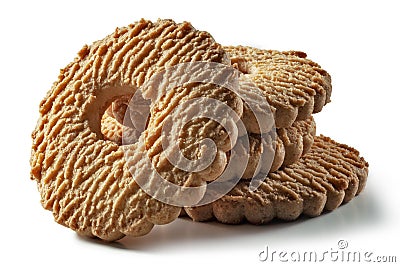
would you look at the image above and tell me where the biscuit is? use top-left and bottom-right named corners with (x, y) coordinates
top-left (143, 82), bottom-right (243, 168)
top-left (102, 111), bottom-right (316, 176)
top-left (107, 94), bottom-right (132, 125)
top-left (101, 111), bottom-right (124, 144)
top-left (30, 19), bottom-right (241, 241)
top-left (224, 46), bottom-right (332, 130)
top-left (241, 116), bottom-right (316, 177)
top-left (184, 135), bottom-right (368, 223)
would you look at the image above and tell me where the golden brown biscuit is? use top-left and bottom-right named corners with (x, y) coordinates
top-left (30, 19), bottom-right (242, 241)
top-left (225, 46), bottom-right (332, 130)
top-left (101, 112), bottom-right (124, 144)
top-left (184, 135), bottom-right (368, 223)
top-left (143, 82), bottom-right (243, 179)
top-left (101, 112), bottom-right (316, 176)
top-left (241, 116), bottom-right (316, 178)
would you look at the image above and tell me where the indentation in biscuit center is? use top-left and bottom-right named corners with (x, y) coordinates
top-left (100, 91), bottom-right (150, 145)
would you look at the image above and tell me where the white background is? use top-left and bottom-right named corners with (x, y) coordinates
top-left (1, 0), bottom-right (399, 266)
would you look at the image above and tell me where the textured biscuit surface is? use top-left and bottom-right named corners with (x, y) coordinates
top-left (225, 46), bottom-right (332, 129)
top-left (101, 112), bottom-right (124, 144)
top-left (102, 112), bottom-right (316, 176)
top-left (184, 135), bottom-right (368, 223)
top-left (30, 19), bottom-right (237, 241)
top-left (214, 116), bottom-right (317, 180)
top-left (143, 82), bottom-right (243, 183)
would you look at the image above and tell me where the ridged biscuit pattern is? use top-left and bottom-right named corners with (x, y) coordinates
top-left (101, 113), bottom-right (316, 176)
top-left (243, 116), bottom-right (316, 177)
top-left (101, 112), bottom-right (124, 144)
top-left (224, 46), bottom-right (332, 129)
top-left (144, 82), bottom-right (243, 182)
top-left (184, 135), bottom-right (368, 223)
top-left (30, 19), bottom-right (235, 241)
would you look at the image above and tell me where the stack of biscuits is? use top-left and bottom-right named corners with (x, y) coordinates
top-left (31, 19), bottom-right (368, 241)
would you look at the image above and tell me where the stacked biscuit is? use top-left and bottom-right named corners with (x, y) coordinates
top-left (31, 19), bottom-right (368, 241)
top-left (182, 47), bottom-right (368, 223)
